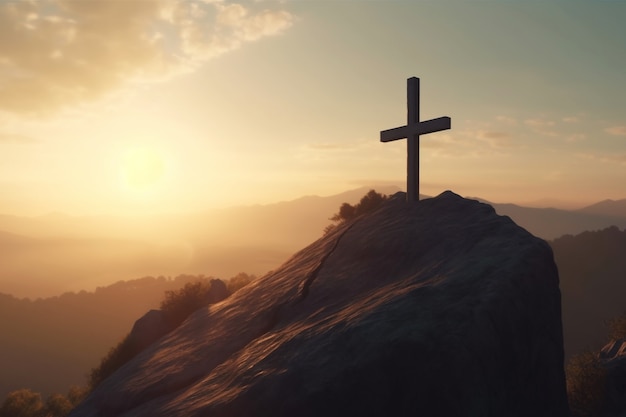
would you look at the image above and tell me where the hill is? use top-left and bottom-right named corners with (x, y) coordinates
top-left (489, 202), bottom-right (626, 240)
top-left (3, 225), bottom-right (619, 402)
top-left (550, 226), bottom-right (626, 358)
top-left (70, 191), bottom-right (569, 417)
top-left (576, 198), bottom-right (626, 218)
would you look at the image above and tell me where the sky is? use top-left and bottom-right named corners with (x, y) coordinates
top-left (0, 0), bottom-right (624, 216)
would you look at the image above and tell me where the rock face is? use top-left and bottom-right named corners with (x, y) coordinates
top-left (124, 279), bottom-right (230, 356)
top-left (70, 191), bottom-right (569, 417)
top-left (600, 339), bottom-right (626, 415)
top-left (127, 309), bottom-right (167, 353)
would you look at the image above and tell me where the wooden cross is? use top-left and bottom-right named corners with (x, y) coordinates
top-left (380, 77), bottom-right (451, 202)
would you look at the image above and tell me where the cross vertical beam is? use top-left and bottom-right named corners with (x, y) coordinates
top-left (407, 77), bottom-right (419, 202)
top-left (380, 77), bottom-right (451, 202)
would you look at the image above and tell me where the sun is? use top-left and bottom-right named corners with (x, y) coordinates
top-left (119, 147), bottom-right (166, 192)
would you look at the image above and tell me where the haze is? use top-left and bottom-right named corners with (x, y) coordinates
top-left (0, 0), bottom-right (623, 218)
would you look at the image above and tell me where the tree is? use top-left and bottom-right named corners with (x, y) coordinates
top-left (326, 190), bottom-right (388, 233)
top-left (160, 280), bottom-right (220, 326)
top-left (87, 334), bottom-right (135, 391)
top-left (607, 313), bottom-right (626, 341)
top-left (354, 189), bottom-right (387, 217)
top-left (566, 350), bottom-right (606, 417)
top-left (0, 389), bottom-right (43, 417)
top-left (330, 202), bottom-right (357, 223)
top-left (227, 272), bottom-right (255, 294)
top-left (41, 394), bottom-right (72, 417)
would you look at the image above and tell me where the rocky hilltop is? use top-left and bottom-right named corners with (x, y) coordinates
top-left (70, 191), bottom-right (569, 417)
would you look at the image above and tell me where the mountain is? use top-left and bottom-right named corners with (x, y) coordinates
top-left (550, 226), bottom-right (626, 358)
top-left (577, 199), bottom-right (626, 219)
top-left (0, 186), bottom-right (400, 298)
top-left (489, 202), bottom-right (626, 240)
top-left (70, 192), bottom-right (569, 417)
top-left (0, 185), bottom-right (622, 298)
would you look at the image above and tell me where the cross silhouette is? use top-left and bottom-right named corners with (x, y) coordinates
top-left (380, 77), bottom-right (451, 202)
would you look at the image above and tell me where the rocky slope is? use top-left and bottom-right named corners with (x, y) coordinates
top-left (70, 191), bottom-right (569, 417)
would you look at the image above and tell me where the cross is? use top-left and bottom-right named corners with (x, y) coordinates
top-left (380, 77), bottom-right (451, 202)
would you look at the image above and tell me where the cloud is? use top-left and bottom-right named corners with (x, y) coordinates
top-left (523, 118), bottom-right (559, 138)
top-left (578, 152), bottom-right (626, 166)
top-left (565, 133), bottom-right (586, 142)
top-left (476, 130), bottom-right (514, 147)
top-left (419, 132), bottom-right (494, 158)
top-left (495, 116), bottom-right (517, 126)
top-left (0, 0), bottom-right (293, 115)
top-left (605, 126), bottom-right (626, 137)
top-left (524, 118), bottom-right (556, 128)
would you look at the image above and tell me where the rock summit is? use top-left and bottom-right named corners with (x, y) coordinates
top-left (71, 191), bottom-right (569, 417)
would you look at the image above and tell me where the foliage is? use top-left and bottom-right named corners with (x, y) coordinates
top-left (0, 389), bottom-right (42, 417)
top-left (64, 386), bottom-right (87, 409)
top-left (160, 279), bottom-right (222, 327)
top-left (326, 189), bottom-right (388, 234)
top-left (87, 334), bottom-right (135, 392)
top-left (41, 394), bottom-right (73, 417)
top-left (227, 272), bottom-right (256, 294)
top-left (566, 350), bottom-right (607, 417)
top-left (606, 314), bottom-right (626, 341)
top-left (330, 202), bottom-right (356, 223)
top-left (0, 386), bottom-right (84, 417)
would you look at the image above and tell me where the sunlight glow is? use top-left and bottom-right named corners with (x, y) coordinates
top-left (119, 147), bottom-right (167, 194)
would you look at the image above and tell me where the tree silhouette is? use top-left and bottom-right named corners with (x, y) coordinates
top-left (0, 389), bottom-right (43, 417)
top-left (326, 190), bottom-right (388, 234)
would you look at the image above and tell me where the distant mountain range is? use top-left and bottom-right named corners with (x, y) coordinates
top-left (0, 186), bottom-right (624, 298)
top-left (551, 226), bottom-right (626, 358)
top-left (488, 199), bottom-right (626, 240)
top-left (576, 198), bottom-right (626, 218)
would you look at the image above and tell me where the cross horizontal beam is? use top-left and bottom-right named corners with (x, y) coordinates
top-left (380, 116), bottom-right (451, 142)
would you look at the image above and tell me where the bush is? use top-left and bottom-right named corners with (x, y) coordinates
top-left (0, 386), bottom-right (87, 417)
top-left (0, 389), bottom-right (42, 417)
top-left (607, 314), bottom-right (626, 340)
top-left (566, 350), bottom-right (607, 417)
top-left (160, 280), bottom-right (222, 327)
top-left (42, 394), bottom-right (73, 417)
top-left (227, 272), bottom-right (256, 294)
top-left (326, 190), bottom-right (388, 234)
top-left (87, 334), bottom-right (136, 391)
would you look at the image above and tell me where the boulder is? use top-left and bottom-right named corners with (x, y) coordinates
top-left (70, 191), bottom-right (569, 417)
top-left (127, 309), bottom-right (167, 353)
